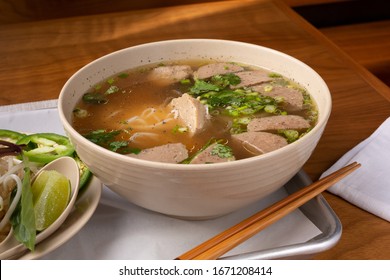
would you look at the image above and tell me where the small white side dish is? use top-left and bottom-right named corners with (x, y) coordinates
top-left (0, 156), bottom-right (79, 259)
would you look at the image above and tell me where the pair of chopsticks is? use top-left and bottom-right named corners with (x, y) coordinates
top-left (175, 161), bottom-right (361, 260)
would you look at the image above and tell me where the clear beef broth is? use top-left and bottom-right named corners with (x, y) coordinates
top-left (72, 60), bottom-right (317, 162)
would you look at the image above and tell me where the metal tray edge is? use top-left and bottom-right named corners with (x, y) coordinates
top-left (221, 170), bottom-right (342, 260)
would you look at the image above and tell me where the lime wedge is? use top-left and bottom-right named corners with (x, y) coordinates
top-left (32, 170), bottom-right (71, 231)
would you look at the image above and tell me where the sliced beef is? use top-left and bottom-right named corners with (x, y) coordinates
top-left (169, 93), bottom-right (208, 135)
top-left (252, 85), bottom-right (304, 112)
top-left (190, 143), bottom-right (235, 164)
top-left (193, 62), bottom-right (244, 80)
top-left (148, 65), bottom-right (192, 85)
top-left (247, 115), bottom-right (311, 132)
top-left (232, 131), bottom-right (288, 155)
top-left (230, 70), bottom-right (272, 89)
top-left (127, 143), bottom-right (188, 163)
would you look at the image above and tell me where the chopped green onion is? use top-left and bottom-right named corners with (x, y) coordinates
top-left (105, 85), bottom-right (119, 95)
top-left (264, 105), bottom-right (276, 113)
top-left (172, 125), bottom-right (188, 134)
top-left (73, 108), bottom-right (88, 118)
top-left (118, 73), bottom-right (129, 79)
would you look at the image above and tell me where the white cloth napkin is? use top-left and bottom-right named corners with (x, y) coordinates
top-left (321, 117), bottom-right (390, 222)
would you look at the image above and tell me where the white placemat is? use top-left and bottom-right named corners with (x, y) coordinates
top-left (0, 101), bottom-right (322, 259)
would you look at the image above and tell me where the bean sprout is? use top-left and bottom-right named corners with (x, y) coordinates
top-left (0, 159), bottom-right (24, 185)
top-left (0, 174), bottom-right (22, 231)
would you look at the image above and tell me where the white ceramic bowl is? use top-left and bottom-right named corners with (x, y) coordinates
top-left (58, 39), bottom-right (332, 219)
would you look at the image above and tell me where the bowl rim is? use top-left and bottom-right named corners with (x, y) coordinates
top-left (58, 39), bottom-right (332, 171)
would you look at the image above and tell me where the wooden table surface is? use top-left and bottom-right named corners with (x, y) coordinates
top-left (0, 0), bottom-right (389, 259)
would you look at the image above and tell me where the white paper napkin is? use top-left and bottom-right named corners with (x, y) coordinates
top-left (321, 117), bottom-right (390, 222)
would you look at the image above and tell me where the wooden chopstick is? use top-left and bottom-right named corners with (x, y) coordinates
top-left (176, 161), bottom-right (361, 260)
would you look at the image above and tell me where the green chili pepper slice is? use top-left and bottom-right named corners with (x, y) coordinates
top-left (16, 133), bottom-right (75, 164)
top-left (74, 154), bottom-right (92, 190)
top-left (0, 129), bottom-right (26, 143)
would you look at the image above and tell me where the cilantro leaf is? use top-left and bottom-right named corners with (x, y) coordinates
top-left (84, 129), bottom-right (121, 146)
top-left (190, 79), bottom-right (220, 95)
top-left (211, 143), bottom-right (234, 158)
top-left (117, 73), bottom-right (129, 79)
top-left (189, 73), bottom-right (241, 96)
top-left (109, 141), bottom-right (128, 152)
top-left (211, 73), bottom-right (241, 88)
top-left (82, 93), bottom-right (107, 104)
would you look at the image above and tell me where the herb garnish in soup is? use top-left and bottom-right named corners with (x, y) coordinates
top-left (72, 61), bottom-right (318, 164)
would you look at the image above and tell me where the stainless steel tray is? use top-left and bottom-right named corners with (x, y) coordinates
top-left (223, 170), bottom-right (342, 260)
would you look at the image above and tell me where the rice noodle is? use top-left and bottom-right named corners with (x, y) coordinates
top-left (0, 160), bottom-right (24, 185)
top-left (126, 106), bottom-right (176, 131)
top-left (126, 116), bottom-right (139, 123)
top-left (0, 174), bottom-right (22, 231)
top-left (127, 117), bottom-right (147, 126)
top-left (141, 118), bottom-right (175, 129)
top-left (129, 132), bottom-right (159, 143)
top-left (141, 107), bottom-right (156, 119)
top-left (107, 110), bottom-right (120, 118)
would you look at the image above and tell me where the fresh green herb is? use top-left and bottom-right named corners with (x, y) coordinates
top-left (307, 109), bottom-right (318, 123)
top-left (264, 105), bottom-right (277, 113)
top-left (188, 73), bottom-right (287, 134)
top-left (109, 141), bottom-right (128, 152)
top-left (190, 79), bottom-right (221, 95)
top-left (279, 129), bottom-right (299, 143)
top-left (211, 143), bottom-right (234, 159)
top-left (105, 85), bottom-right (119, 95)
top-left (83, 129), bottom-right (121, 146)
top-left (73, 108), bottom-right (88, 118)
top-left (106, 77), bottom-right (116, 85)
top-left (180, 79), bottom-right (191, 85)
top-left (230, 117), bottom-right (250, 134)
top-left (301, 92), bottom-right (317, 123)
top-left (172, 125), bottom-right (188, 134)
top-left (189, 73), bottom-right (241, 95)
top-left (273, 96), bottom-right (284, 104)
top-left (82, 93), bottom-right (107, 104)
top-left (303, 91), bottom-right (313, 106)
top-left (268, 72), bottom-right (282, 78)
top-left (119, 147), bottom-right (142, 155)
top-left (271, 78), bottom-right (289, 87)
top-left (200, 89), bottom-right (279, 117)
top-left (117, 73), bottom-right (129, 79)
top-left (235, 117), bottom-right (252, 125)
top-left (182, 140), bottom-right (234, 163)
top-left (119, 147), bottom-right (141, 155)
top-left (10, 164), bottom-right (36, 251)
top-left (210, 73), bottom-right (241, 88)
top-left (298, 128), bottom-right (312, 140)
top-left (181, 138), bottom-right (219, 164)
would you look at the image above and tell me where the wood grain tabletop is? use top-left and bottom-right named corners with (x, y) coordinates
top-left (0, 0), bottom-right (389, 259)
